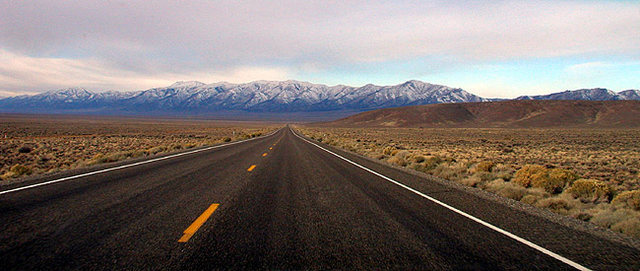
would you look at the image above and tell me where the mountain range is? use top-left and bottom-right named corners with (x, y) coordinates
top-left (0, 80), bottom-right (638, 119)
top-left (0, 80), bottom-right (484, 116)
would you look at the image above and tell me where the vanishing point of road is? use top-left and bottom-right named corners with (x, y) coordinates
top-left (1, 127), bottom-right (639, 270)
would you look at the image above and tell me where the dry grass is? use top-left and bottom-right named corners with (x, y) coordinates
top-left (298, 126), bottom-right (640, 238)
top-left (0, 114), bottom-right (277, 181)
top-left (485, 179), bottom-right (528, 201)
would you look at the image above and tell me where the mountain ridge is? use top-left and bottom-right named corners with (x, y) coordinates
top-left (516, 88), bottom-right (640, 101)
top-left (0, 81), bottom-right (638, 118)
top-left (0, 80), bottom-right (486, 114)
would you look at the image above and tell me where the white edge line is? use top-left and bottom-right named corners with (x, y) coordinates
top-left (0, 128), bottom-right (283, 196)
top-left (291, 128), bottom-right (591, 271)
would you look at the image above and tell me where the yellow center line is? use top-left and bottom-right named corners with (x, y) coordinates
top-left (262, 153), bottom-right (268, 157)
top-left (247, 165), bottom-right (256, 171)
top-left (178, 203), bottom-right (220, 243)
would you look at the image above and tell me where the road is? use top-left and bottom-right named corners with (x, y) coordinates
top-left (1, 127), bottom-right (638, 270)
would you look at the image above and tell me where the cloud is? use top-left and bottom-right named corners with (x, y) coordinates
top-left (565, 61), bottom-right (640, 79)
top-left (565, 62), bottom-right (615, 75)
top-left (0, 49), bottom-right (291, 94)
top-left (0, 0), bottom-right (639, 94)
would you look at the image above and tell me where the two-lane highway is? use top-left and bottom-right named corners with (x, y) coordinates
top-left (1, 127), bottom-right (639, 270)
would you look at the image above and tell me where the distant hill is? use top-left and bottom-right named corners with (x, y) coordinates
top-left (323, 100), bottom-right (640, 128)
top-left (516, 88), bottom-right (640, 101)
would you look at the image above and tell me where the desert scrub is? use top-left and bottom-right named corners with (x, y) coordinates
top-left (423, 156), bottom-right (444, 171)
top-left (611, 218), bottom-right (640, 238)
top-left (387, 150), bottom-right (411, 167)
top-left (1, 164), bottom-right (33, 179)
top-left (471, 161), bottom-right (495, 173)
top-left (535, 197), bottom-right (573, 215)
top-left (485, 179), bottom-right (527, 200)
top-left (590, 208), bottom-right (631, 228)
top-left (512, 165), bottom-right (547, 188)
top-left (566, 179), bottom-right (613, 203)
top-left (545, 168), bottom-right (579, 193)
top-left (432, 162), bottom-right (468, 182)
top-left (296, 126), bottom-right (640, 192)
top-left (382, 146), bottom-right (396, 155)
top-left (612, 190), bottom-right (640, 210)
top-left (460, 175), bottom-right (483, 188)
top-left (589, 207), bottom-right (640, 237)
top-left (492, 163), bottom-right (515, 181)
top-left (387, 156), bottom-right (408, 167)
top-left (148, 146), bottom-right (167, 155)
top-left (520, 188), bottom-right (550, 205)
top-left (0, 115), bottom-right (277, 181)
top-left (513, 165), bottom-right (576, 194)
top-left (88, 151), bottom-right (136, 164)
top-left (413, 155), bottom-right (426, 163)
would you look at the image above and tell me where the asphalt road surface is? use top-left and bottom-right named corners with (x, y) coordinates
top-left (1, 127), bottom-right (639, 270)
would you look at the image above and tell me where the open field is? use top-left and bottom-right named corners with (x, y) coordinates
top-left (297, 126), bottom-right (640, 238)
top-left (0, 114), bottom-right (278, 182)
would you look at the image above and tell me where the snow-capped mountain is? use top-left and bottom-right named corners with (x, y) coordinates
top-left (515, 88), bottom-right (639, 101)
top-left (1, 81), bottom-right (637, 117)
top-left (618, 89), bottom-right (640, 100)
top-left (0, 80), bottom-right (486, 114)
top-left (0, 87), bottom-right (139, 111)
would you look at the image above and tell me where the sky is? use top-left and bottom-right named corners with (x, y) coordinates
top-left (1, 0), bottom-right (639, 98)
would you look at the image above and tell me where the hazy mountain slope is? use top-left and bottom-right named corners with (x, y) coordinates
top-left (323, 100), bottom-right (640, 128)
top-left (516, 88), bottom-right (640, 101)
top-left (0, 88), bottom-right (138, 112)
top-left (618, 89), bottom-right (640, 100)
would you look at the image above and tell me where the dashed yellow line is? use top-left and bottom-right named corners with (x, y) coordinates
top-left (178, 204), bottom-right (220, 243)
top-left (262, 153), bottom-right (268, 157)
top-left (247, 165), bottom-right (256, 172)
top-left (269, 147), bottom-right (273, 150)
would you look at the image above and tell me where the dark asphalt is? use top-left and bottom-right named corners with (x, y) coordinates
top-left (1, 127), bottom-right (638, 270)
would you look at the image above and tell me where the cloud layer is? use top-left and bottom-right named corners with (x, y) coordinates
top-left (1, 0), bottom-right (639, 96)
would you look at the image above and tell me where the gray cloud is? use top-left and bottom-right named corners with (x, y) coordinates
top-left (1, 0), bottom-right (639, 94)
